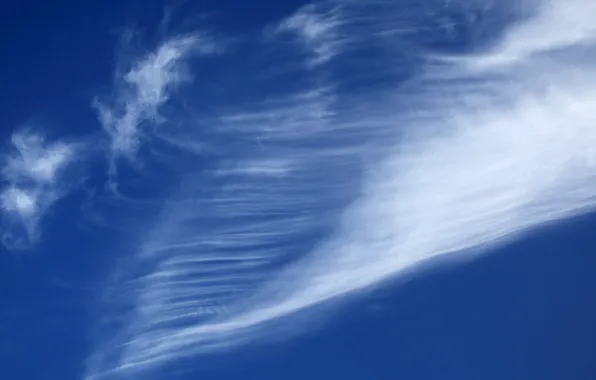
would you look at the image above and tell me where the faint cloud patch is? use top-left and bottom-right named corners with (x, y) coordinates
top-left (1, 129), bottom-right (79, 250)
top-left (275, 3), bottom-right (344, 67)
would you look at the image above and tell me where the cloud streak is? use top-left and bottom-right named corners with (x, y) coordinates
top-left (83, 0), bottom-right (596, 378)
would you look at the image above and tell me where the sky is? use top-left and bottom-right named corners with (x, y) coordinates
top-left (1, 1), bottom-right (596, 380)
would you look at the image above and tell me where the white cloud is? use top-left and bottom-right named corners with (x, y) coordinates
top-left (0, 129), bottom-right (78, 249)
top-left (275, 3), bottom-right (343, 66)
top-left (84, 0), bottom-right (596, 378)
top-left (3, 131), bottom-right (73, 183)
top-left (94, 35), bottom-right (216, 159)
top-left (455, 0), bottom-right (596, 69)
top-left (1, 187), bottom-right (38, 216)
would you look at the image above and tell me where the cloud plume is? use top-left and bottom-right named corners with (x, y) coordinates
top-left (80, 0), bottom-right (596, 378)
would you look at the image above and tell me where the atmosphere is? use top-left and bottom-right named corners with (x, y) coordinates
top-left (1, 1), bottom-right (595, 380)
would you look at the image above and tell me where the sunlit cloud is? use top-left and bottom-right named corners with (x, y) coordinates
top-left (83, 0), bottom-right (596, 378)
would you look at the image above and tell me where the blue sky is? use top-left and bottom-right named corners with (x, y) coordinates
top-left (1, 1), bottom-right (596, 380)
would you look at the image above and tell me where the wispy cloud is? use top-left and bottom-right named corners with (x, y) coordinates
top-left (3, 131), bottom-right (74, 183)
top-left (1, 129), bottom-right (78, 249)
top-left (84, 78), bottom-right (353, 378)
top-left (275, 3), bottom-right (344, 66)
top-left (457, 0), bottom-right (596, 69)
top-left (94, 34), bottom-right (217, 162)
top-left (84, 0), bottom-right (596, 378)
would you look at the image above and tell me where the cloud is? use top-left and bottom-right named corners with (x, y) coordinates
top-left (1, 187), bottom-right (39, 217)
top-left (3, 131), bottom-right (74, 183)
top-left (275, 3), bottom-right (344, 66)
top-left (454, 0), bottom-right (596, 69)
top-left (94, 34), bottom-right (217, 162)
top-left (84, 0), bottom-right (596, 378)
top-left (84, 60), bottom-right (359, 380)
top-left (1, 129), bottom-right (78, 249)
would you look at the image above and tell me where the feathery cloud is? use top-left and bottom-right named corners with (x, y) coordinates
top-left (84, 0), bottom-right (596, 378)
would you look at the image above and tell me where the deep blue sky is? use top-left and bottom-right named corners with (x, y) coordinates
top-left (1, 1), bottom-right (595, 380)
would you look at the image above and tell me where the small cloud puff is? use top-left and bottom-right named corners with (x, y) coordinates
top-left (3, 131), bottom-right (74, 183)
top-left (1, 129), bottom-right (78, 250)
top-left (1, 187), bottom-right (38, 217)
